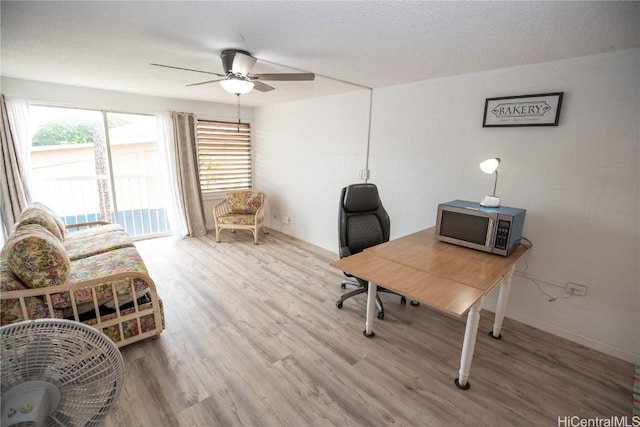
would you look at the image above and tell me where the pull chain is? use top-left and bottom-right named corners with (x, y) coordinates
top-left (236, 94), bottom-right (241, 132)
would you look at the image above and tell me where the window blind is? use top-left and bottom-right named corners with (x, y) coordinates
top-left (196, 120), bottom-right (251, 195)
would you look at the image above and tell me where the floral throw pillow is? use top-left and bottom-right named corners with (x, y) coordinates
top-left (3, 224), bottom-right (70, 288)
top-left (227, 191), bottom-right (263, 215)
top-left (19, 202), bottom-right (66, 241)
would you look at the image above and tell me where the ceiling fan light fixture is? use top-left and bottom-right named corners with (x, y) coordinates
top-left (220, 77), bottom-right (254, 95)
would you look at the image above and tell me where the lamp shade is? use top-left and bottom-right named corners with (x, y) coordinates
top-left (220, 77), bottom-right (254, 95)
top-left (479, 158), bottom-right (501, 174)
top-left (479, 157), bottom-right (501, 207)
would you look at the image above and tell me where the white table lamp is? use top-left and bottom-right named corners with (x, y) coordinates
top-left (479, 157), bottom-right (501, 207)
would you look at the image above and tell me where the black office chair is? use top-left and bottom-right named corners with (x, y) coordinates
top-left (335, 183), bottom-right (407, 320)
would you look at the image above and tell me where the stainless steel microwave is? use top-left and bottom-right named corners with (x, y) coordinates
top-left (434, 200), bottom-right (526, 256)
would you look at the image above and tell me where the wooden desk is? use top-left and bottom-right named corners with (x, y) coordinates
top-left (331, 227), bottom-right (528, 389)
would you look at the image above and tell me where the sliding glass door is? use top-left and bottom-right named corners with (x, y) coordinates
top-left (28, 105), bottom-right (170, 239)
top-left (106, 112), bottom-right (169, 237)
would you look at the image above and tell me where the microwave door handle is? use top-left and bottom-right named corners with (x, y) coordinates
top-left (486, 218), bottom-right (495, 247)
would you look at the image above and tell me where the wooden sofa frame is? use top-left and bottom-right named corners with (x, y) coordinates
top-left (0, 271), bottom-right (163, 348)
top-left (1, 220), bottom-right (164, 348)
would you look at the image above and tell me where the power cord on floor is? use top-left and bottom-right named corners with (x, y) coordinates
top-left (515, 236), bottom-right (576, 302)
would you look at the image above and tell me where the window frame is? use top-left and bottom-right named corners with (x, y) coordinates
top-left (26, 103), bottom-right (171, 239)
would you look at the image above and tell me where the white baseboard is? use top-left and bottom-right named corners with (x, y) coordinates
top-left (504, 311), bottom-right (639, 365)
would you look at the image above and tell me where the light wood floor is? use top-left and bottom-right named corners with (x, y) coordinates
top-left (103, 229), bottom-right (634, 427)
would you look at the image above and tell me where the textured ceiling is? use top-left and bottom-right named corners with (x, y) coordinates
top-left (1, 1), bottom-right (639, 107)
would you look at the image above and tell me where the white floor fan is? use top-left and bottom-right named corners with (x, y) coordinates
top-left (1, 319), bottom-right (124, 426)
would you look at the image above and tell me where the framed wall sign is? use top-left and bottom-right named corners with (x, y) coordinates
top-left (482, 92), bottom-right (564, 127)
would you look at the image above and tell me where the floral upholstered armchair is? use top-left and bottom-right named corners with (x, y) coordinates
top-left (213, 191), bottom-right (267, 244)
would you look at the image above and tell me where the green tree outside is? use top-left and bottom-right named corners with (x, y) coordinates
top-left (32, 116), bottom-right (131, 146)
top-left (32, 121), bottom-right (94, 146)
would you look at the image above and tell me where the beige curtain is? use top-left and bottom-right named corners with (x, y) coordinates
top-left (0, 94), bottom-right (31, 240)
top-left (171, 112), bottom-right (207, 237)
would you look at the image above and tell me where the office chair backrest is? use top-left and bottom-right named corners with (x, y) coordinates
top-left (339, 183), bottom-right (390, 258)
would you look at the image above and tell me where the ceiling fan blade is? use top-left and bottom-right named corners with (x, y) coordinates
top-left (231, 51), bottom-right (257, 75)
top-left (251, 72), bottom-right (315, 81)
top-left (252, 80), bottom-right (275, 92)
top-left (186, 78), bottom-right (225, 87)
top-left (151, 63), bottom-right (225, 76)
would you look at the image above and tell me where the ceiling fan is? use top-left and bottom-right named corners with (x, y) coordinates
top-left (152, 49), bottom-right (315, 95)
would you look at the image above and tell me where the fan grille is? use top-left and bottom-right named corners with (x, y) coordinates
top-left (1, 319), bottom-right (124, 427)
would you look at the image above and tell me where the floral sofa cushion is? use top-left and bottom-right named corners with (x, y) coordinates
top-left (3, 224), bottom-right (70, 288)
top-left (63, 224), bottom-right (134, 261)
top-left (216, 214), bottom-right (257, 226)
top-left (18, 202), bottom-right (66, 241)
top-left (226, 191), bottom-right (263, 215)
top-left (51, 247), bottom-right (150, 309)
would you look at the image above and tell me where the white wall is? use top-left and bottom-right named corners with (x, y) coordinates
top-left (253, 90), bottom-right (371, 249)
top-left (255, 49), bottom-right (640, 364)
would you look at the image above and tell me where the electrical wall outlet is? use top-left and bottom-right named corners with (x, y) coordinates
top-left (566, 282), bottom-right (587, 296)
top-left (281, 216), bottom-right (290, 225)
top-left (358, 169), bottom-right (370, 179)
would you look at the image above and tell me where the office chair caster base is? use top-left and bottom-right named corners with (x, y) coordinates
top-left (454, 378), bottom-right (471, 390)
top-left (489, 331), bottom-right (502, 339)
top-left (410, 300), bottom-right (420, 306)
top-left (363, 330), bottom-right (375, 338)
top-left (336, 301), bottom-right (343, 309)
top-left (400, 296), bottom-right (407, 305)
top-left (377, 311), bottom-right (384, 320)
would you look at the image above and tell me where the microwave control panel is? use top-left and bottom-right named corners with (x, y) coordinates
top-left (494, 219), bottom-right (511, 250)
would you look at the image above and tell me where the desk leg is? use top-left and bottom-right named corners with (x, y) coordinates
top-left (490, 264), bottom-right (516, 340)
top-left (363, 281), bottom-right (377, 338)
top-left (455, 297), bottom-right (483, 390)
